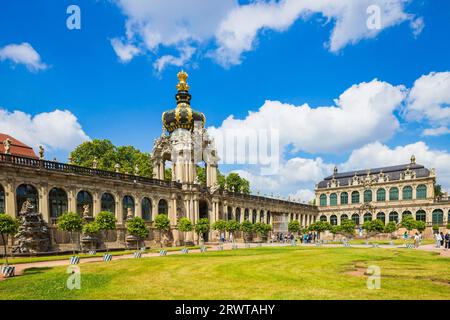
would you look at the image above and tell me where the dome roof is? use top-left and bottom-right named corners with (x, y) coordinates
top-left (162, 71), bottom-right (205, 133)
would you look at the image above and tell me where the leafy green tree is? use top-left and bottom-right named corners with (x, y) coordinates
top-left (288, 220), bottom-right (301, 233)
top-left (57, 212), bottom-right (83, 255)
top-left (95, 211), bottom-right (116, 252)
top-left (154, 214), bottom-right (171, 248)
top-left (253, 222), bottom-right (271, 239)
top-left (384, 221), bottom-right (398, 234)
top-left (178, 217), bottom-right (193, 247)
top-left (196, 166), bottom-right (207, 186)
top-left (82, 221), bottom-right (100, 236)
top-left (434, 184), bottom-right (443, 200)
top-left (194, 218), bottom-right (210, 244)
top-left (309, 221), bottom-right (332, 239)
top-left (416, 221), bottom-right (426, 232)
top-left (400, 216), bottom-right (418, 231)
top-left (164, 168), bottom-right (172, 181)
top-left (225, 173), bottom-right (251, 194)
top-left (240, 220), bottom-right (254, 243)
top-left (362, 219), bottom-right (385, 238)
top-left (0, 214), bottom-right (19, 265)
top-left (212, 220), bottom-right (227, 243)
top-left (336, 219), bottom-right (356, 237)
top-left (127, 217), bottom-right (149, 250)
top-left (70, 139), bottom-right (152, 177)
top-left (226, 220), bottom-right (240, 243)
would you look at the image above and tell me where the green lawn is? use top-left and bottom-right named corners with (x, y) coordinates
top-left (0, 246), bottom-right (448, 300)
top-left (0, 246), bottom-right (203, 265)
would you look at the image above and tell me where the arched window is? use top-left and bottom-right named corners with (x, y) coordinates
top-left (340, 192), bottom-right (348, 205)
top-left (77, 190), bottom-right (93, 216)
top-left (101, 193), bottom-right (115, 213)
top-left (363, 212), bottom-right (372, 222)
top-left (16, 184), bottom-right (39, 216)
top-left (48, 188), bottom-right (68, 220)
top-left (236, 208), bottom-right (241, 222)
top-left (319, 194), bottom-right (327, 206)
top-left (389, 187), bottom-right (399, 201)
top-left (351, 214), bottom-right (360, 225)
top-left (340, 214), bottom-right (348, 221)
top-left (330, 193), bottom-right (337, 206)
top-left (227, 207), bottom-right (233, 220)
top-left (416, 185), bottom-right (427, 199)
top-left (141, 197), bottom-right (152, 221)
top-left (123, 195), bottom-right (135, 220)
top-left (415, 210), bottom-right (426, 221)
top-left (266, 211), bottom-right (271, 224)
top-left (432, 209), bottom-right (443, 226)
top-left (252, 209), bottom-right (257, 223)
top-left (244, 208), bottom-right (249, 221)
top-left (330, 215), bottom-right (338, 226)
top-left (158, 199), bottom-right (168, 215)
top-left (260, 211), bottom-right (265, 223)
top-left (0, 184), bottom-right (5, 213)
top-left (320, 215), bottom-right (327, 222)
top-left (376, 189), bottom-right (386, 202)
top-left (376, 212), bottom-right (386, 224)
top-left (402, 211), bottom-right (412, 220)
top-left (389, 211), bottom-right (399, 223)
top-left (403, 186), bottom-right (413, 200)
top-left (351, 191), bottom-right (360, 204)
top-left (364, 190), bottom-right (372, 203)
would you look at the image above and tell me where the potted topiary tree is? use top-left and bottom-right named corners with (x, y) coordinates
top-left (57, 212), bottom-right (83, 257)
top-left (384, 221), bottom-right (398, 238)
top-left (178, 217), bottom-right (193, 248)
top-left (212, 220), bottom-right (227, 244)
top-left (309, 221), bottom-right (332, 241)
top-left (362, 219), bottom-right (385, 239)
top-left (126, 217), bottom-right (149, 251)
top-left (81, 221), bottom-right (100, 251)
top-left (0, 214), bottom-right (19, 277)
top-left (226, 220), bottom-right (240, 246)
top-left (154, 214), bottom-right (171, 248)
top-left (240, 220), bottom-right (254, 244)
top-left (95, 211), bottom-right (116, 253)
top-left (253, 222), bottom-right (271, 243)
top-left (288, 220), bottom-right (301, 235)
top-left (194, 218), bottom-right (210, 246)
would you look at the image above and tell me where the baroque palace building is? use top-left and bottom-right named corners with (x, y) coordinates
top-left (0, 71), bottom-right (317, 250)
top-left (315, 157), bottom-right (450, 231)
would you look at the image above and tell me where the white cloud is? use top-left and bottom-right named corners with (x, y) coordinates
top-left (0, 108), bottom-right (90, 152)
top-left (0, 42), bottom-right (47, 72)
top-left (342, 141), bottom-right (450, 191)
top-left (422, 126), bottom-right (450, 137)
top-left (153, 45), bottom-right (195, 73)
top-left (112, 0), bottom-right (419, 69)
top-left (111, 38), bottom-right (141, 63)
top-left (288, 189), bottom-right (316, 203)
top-left (405, 71), bottom-right (450, 134)
top-left (209, 79), bottom-right (405, 155)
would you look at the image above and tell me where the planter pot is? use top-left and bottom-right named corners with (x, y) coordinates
top-left (81, 235), bottom-right (98, 250)
top-left (1, 265), bottom-right (15, 278)
top-left (69, 256), bottom-right (80, 265)
top-left (244, 234), bottom-right (253, 243)
top-left (125, 235), bottom-right (140, 249)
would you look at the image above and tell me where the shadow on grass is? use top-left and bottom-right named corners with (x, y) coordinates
top-left (23, 267), bottom-right (53, 275)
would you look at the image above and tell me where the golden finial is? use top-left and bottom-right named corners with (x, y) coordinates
top-left (176, 70), bottom-right (190, 91)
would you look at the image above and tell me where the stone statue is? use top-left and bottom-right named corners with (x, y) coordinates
top-left (115, 163), bottom-right (120, 173)
top-left (39, 146), bottom-right (44, 159)
top-left (13, 198), bottom-right (50, 253)
top-left (3, 138), bottom-right (11, 154)
top-left (82, 204), bottom-right (90, 217)
top-left (134, 164), bottom-right (139, 176)
top-left (92, 157), bottom-right (98, 169)
top-left (126, 207), bottom-right (133, 220)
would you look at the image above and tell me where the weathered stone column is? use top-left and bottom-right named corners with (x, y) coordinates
top-left (39, 184), bottom-right (49, 223)
top-left (68, 188), bottom-right (77, 214)
top-left (4, 180), bottom-right (16, 218)
top-left (92, 190), bottom-right (101, 217)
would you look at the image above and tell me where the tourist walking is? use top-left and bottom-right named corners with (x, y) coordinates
top-left (414, 233), bottom-right (420, 248)
top-left (435, 232), bottom-right (442, 248)
top-left (440, 232), bottom-right (445, 247)
top-left (229, 232), bottom-right (234, 244)
top-left (444, 232), bottom-right (450, 251)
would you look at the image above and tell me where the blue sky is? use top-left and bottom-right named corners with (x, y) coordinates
top-left (0, 0), bottom-right (449, 200)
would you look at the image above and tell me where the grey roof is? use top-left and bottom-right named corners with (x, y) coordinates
top-left (317, 163), bottom-right (430, 189)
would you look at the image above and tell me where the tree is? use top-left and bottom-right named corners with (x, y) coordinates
top-left (82, 221), bottom-right (100, 236)
top-left (225, 173), bottom-right (250, 194)
top-left (212, 220), bottom-right (227, 243)
top-left (288, 220), bottom-right (301, 233)
top-left (126, 217), bottom-right (149, 250)
top-left (309, 221), bottom-right (332, 239)
top-left (194, 218), bottom-right (210, 245)
top-left (70, 139), bottom-right (153, 177)
top-left (362, 219), bottom-right (385, 238)
top-left (164, 168), bottom-right (172, 181)
top-left (226, 220), bottom-right (240, 243)
top-left (416, 221), bottom-right (426, 232)
top-left (95, 211), bottom-right (116, 253)
top-left (384, 221), bottom-right (398, 234)
top-left (434, 185), bottom-right (443, 200)
top-left (0, 214), bottom-right (19, 265)
top-left (400, 216), bottom-right (417, 232)
top-left (178, 217), bottom-right (193, 247)
top-left (196, 166), bottom-right (207, 186)
top-left (240, 220), bottom-right (254, 243)
top-left (154, 214), bottom-right (171, 248)
top-left (335, 219), bottom-right (356, 237)
top-left (57, 212), bottom-right (83, 255)
top-left (253, 222), bottom-right (271, 239)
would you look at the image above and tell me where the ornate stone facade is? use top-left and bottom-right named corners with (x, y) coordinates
top-left (315, 156), bottom-right (450, 230)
